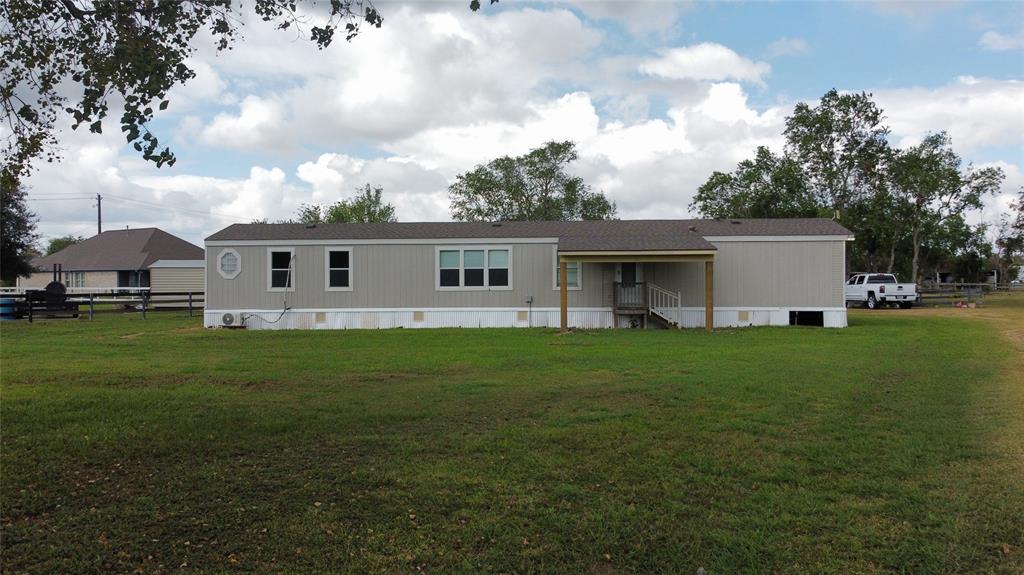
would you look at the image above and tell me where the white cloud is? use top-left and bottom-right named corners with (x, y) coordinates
top-left (199, 95), bottom-right (289, 151)
top-left (979, 29), bottom-right (1024, 51)
top-left (186, 6), bottom-right (602, 152)
top-left (873, 76), bottom-right (1024, 153)
top-left (765, 37), bottom-right (808, 58)
top-left (639, 43), bottom-right (771, 85)
top-left (561, 0), bottom-right (689, 35)
top-left (294, 153), bottom-right (450, 220)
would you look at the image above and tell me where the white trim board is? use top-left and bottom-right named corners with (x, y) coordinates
top-left (206, 237), bottom-right (559, 247)
top-left (704, 235), bottom-right (854, 242)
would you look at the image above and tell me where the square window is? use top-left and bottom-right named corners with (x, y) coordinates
top-left (488, 268), bottom-right (508, 286)
top-left (329, 269), bottom-right (349, 288)
top-left (464, 250), bottom-right (485, 268)
top-left (329, 250), bottom-right (349, 269)
top-left (439, 250), bottom-right (460, 269)
top-left (465, 268), bottom-right (485, 286)
top-left (271, 251), bottom-right (291, 269)
top-left (487, 249), bottom-right (508, 268)
top-left (271, 269), bottom-right (291, 288)
top-left (440, 268), bottom-right (460, 287)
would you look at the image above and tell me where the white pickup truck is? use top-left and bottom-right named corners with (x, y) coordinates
top-left (845, 273), bottom-right (918, 309)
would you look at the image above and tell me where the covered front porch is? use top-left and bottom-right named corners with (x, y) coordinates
top-left (558, 250), bottom-right (716, 331)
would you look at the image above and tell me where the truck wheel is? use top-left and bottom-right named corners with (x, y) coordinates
top-left (899, 302), bottom-right (913, 309)
top-left (867, 294), bottom-right (878, 309)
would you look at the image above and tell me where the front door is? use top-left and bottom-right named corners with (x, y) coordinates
top-left (621, 263), bottom-right (637, 286)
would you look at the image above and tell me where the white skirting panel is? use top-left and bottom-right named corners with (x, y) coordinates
top-left (205, 307), bottom-right (846, 330)
top-left (657, 307), bottom-right (847, 329)
top-left (204, 308), bottom-right (615, 330)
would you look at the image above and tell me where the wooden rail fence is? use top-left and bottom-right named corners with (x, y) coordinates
top-left (15, 290), bottom-right (204, 322)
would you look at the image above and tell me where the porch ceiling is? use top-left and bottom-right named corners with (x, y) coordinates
top-left (559, 250), bottom-right (715, 263)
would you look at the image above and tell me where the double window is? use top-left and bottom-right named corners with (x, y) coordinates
top-left (438, 247), bottom-right (511, 289)
top-left (63, 271), bottom-right (85, 288)
top-left (325, 247), bottom-right (353, 291)
top-left (268, 248), bottom-right (295, 291)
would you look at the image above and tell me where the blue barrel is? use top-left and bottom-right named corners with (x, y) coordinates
top-left (0, 297), bottom-right (16, 321)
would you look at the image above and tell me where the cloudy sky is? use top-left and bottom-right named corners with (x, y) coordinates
top-left (22, 0), bottom-right (1024, 246)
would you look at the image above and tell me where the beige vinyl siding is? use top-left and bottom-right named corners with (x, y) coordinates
top-left (150, 267), bottom-right (204, 293)
top-left (649, 240), bottom-right (844, 308)
top-left (206, 243), bottom-right (611, 310)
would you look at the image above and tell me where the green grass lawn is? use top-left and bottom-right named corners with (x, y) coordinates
top-left (2, 305), bottom-right (1022, 574)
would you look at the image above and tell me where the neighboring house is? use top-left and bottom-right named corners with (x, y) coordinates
top-left (18, 228), bottom-right (204, 290)
top-left (204, 218), bottom-right (853, 330)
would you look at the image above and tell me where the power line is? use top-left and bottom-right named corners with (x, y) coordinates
top-left (27, 192), bottom-right (251, 224)
top-left (26, 197), bottom-right (94, 201)
top-left (103, 194), bottom-right (250, 223)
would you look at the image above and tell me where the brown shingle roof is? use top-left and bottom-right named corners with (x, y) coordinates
top-left (32, 228), bottom-right (204, 272)
top-left (205, 218), bottom-right (851, 252)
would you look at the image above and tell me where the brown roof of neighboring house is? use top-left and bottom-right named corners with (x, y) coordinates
top-left (32, 228), bottom-right (204, 272)
top-left (206, 218), bottom-right (851, 252)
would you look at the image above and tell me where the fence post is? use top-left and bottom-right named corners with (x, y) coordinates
top-left (141, 291), bottom-right (148, 319)
top-left (27, 293), bottom-right (33, 324)
top-left (89, 293), bottom-right (94, 320)
top-left (188, 292), bottom-right (193, 318)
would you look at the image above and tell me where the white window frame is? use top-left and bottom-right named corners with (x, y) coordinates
top-left (216, 248), bottom-right (242, 280)
top-left (435, 245), bottom-right (513, 291)
top-left (267, 247), bottom-right (296, 292)
top-left (551, 246), bottom-right (582, 291)
top-left (324, 246), bottom-right (353, 292)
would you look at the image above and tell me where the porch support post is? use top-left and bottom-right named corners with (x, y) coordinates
top-left (704, 259), bottom-right (714, 332)
top-left (559, 259), bottom-right (569, 332)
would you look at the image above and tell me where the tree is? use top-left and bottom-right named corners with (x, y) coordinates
top-left (889, 132), bottom-right (1004, 282)
top-left (843, 188), bottom-right (914, 274)
top-left (784, 89), bottom-right (891, 218)
top-left (690, 146), bottom-right (823, 219)
top-left (0, 175), bottom-right (40, 283)
top-left (296, 184), bottom-right (397, 224)
top-left (2, 0), bottom-right (431, 182)
top-left (45, 234), bottom-right (84, 255)
top-left (994, 187), bottom-right (1024, 282)
top-left (449, 141), bottom-right (616, 221)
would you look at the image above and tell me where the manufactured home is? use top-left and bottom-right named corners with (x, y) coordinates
top-left (204, 219), bottom-right (851, 330)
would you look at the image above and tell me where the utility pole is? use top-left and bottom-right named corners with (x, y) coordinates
top-left (96, 193), bottom-right (102, 235)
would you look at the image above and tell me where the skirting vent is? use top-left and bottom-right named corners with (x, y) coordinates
top-left (789, 310), bottom-right (824, 327)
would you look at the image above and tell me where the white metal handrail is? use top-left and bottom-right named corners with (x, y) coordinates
top-left (648, 283), bottom-right (682, 327)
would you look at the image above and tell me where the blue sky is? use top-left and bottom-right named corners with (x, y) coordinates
top-left (25, 0), bottom-right (1024, 245)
